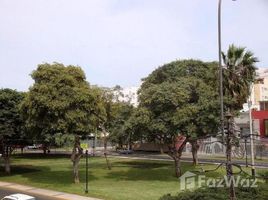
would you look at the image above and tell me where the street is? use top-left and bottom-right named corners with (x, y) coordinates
top-left (111, 152), bottom-right (268, 169)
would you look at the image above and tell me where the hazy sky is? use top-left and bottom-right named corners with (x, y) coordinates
top-left (0, 0), bottom-right (267, 91)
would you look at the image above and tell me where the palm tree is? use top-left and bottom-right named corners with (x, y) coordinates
top-left (222, 44), bottom-right (259, 112)
top-left (221, 44), bottom-right (258, 200)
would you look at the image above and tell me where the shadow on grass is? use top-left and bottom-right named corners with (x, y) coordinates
top-left (0, 165), bottom-right (42, 176)
top-left (12, 153), bottom-right (70, 160)
top-left (104, 160), bottom-right (223, 182)
top-left (0, 164), bottom-right (98, 185)
top-left (112, 161), bottom-right (171, 169)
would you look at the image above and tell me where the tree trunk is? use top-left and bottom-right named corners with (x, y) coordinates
top-left (190, 140), bottom-right (199, 166)
top-left (3, 146), bottom-right (12, 174)
top-left (128, 133), bottom-right (132, 150)
top-left (226, 117), bottom-right (236, 200)
top-left (160, 145), bottom-right (164, 154)
top-left (73, 157), bottom-right (80, 183)
top-left (4, 156), bottom-right (10, 174)
top-left (159, 138), bottom-right (164, 154)
top-left (167, 136), bottom-right (187, 178)
top-left (43, 143), bottom-right (49, 155)
top-left (43, 148), bottom-right (47, 155)
top-left (104, 152), bottom-right (111, 170)
top-left (173, 157), bottom-right (181, 177)
top-left (70, 135), bottom-right (83, 184)
top-left (102, 127), bottom-right (111, 170)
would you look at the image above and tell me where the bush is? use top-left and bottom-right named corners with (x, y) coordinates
top-left (258, 171), bottom-right (268, 183)
top-left (159, 184), bottom-right (268, 200)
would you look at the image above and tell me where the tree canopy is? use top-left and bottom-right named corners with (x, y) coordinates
top-left (20, 63), bottom-right (105, 183)
top-left (21, 63), bottom-right (104, 142)
top-left (0, 88), bottom-right (25, 173)
top-left (222, 44), bottom-right (258, 113)
top-left (138, 59), bottom-right (220, 176)
top-left (139, 59), bottom-right (220, 142)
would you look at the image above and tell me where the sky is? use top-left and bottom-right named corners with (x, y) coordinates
top-left (0, 0), bottom-right (268, 91)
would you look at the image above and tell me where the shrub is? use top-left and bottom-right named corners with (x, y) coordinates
top-left (258, 171), bottom-right (268, 183)
top-left (159, 184), bottom-right (268, 200)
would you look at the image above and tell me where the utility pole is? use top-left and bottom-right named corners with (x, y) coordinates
top-left (248, 85), bottom-right (256, 177)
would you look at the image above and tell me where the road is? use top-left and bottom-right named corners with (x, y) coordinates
top-left (111, 152), bottom-right (268, 168)
top-left (23, 149), bottom-right (268, 168)
top-left (0, 187), bottom-right (62, 200)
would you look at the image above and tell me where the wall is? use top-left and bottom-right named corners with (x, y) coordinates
top-left (252, 110), bottom-right (268, 137)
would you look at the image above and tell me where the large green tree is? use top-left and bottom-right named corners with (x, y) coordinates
top-left (138, 60), bottom-right (220, 177)
top-left (0, 89), bottom-right (25, 173)
top-left (21, 63), bottom-right (104, 183)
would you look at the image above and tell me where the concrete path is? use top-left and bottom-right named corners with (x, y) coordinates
top-left (0, 181), bottom-right (102, 200)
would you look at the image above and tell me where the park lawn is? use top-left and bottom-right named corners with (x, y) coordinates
top-left (0, 154), bottom-right (253, 200)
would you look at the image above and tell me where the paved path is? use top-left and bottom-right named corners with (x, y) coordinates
top-left (0, 182), bottom-right (101, 200)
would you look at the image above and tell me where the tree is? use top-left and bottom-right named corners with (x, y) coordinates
top-left (20, 63), bottom-right (104, 183)
top-left (138, 60), bottom-right (219, 177)
top-left (123, 107), bottom-right (151, 148)
top-left (222, 44), bottom-right (258, 112)
top-left (108, 102), bottom-right (135, 149)
top-left (0, 89), bottom-right (25, 173)
top-left (221, 45), bottom-right (258, 199)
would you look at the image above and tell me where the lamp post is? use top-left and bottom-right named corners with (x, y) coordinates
top-left (218, 0), bottom-right (236, 145)
top-left (85, 150), bottom-right (89, 194)
top-left (244, 136), bottom-right (248, 167)
top-left (218, 2), bottom-right (237, 199)
top-left (218, 0), bottom-right (224, 146)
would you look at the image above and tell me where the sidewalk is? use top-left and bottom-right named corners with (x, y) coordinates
top-left (0, 181), bottom-right (102, 200)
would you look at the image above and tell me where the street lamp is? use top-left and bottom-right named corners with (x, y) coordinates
top-left (218, 1), bottom-right (237, 200)
top-left (218, 0), bottom-right (236, 145)
top-left (85, 150), bottom-right (89, 194)
top-left (218, 0), bottom-right (256, 179)
top-left (218, 0), bottom-right (224, 145)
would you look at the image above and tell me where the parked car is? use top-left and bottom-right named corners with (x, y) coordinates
top-left (26, 144), bottom-right (38, 149)
top-left (1, 193), bottom-right (36, 200)
top-left (118, 149), bottom-right (133, 154)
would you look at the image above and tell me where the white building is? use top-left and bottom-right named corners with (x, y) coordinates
top-left (119, 86), bottom-right (139, 106)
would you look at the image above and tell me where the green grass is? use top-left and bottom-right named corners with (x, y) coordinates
top-left (0, 154), bottom-right (263, 200)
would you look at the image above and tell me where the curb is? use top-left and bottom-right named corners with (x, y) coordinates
top-left (0, 181), bottom-right (102, 200)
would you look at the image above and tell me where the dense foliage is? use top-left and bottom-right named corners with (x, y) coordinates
top-left (21, 63), bottom-right (103, 141)
top-left (138, 59), bottom-right (220, 176)
top-left (139, 60), bottom-right (220, 139)
top-left (222, 44), bottom-right (258, 113)
top-left (0, 89), bottom-right (25, 173)
top-left (20, 63), bottom-right (105, 183)
top-left (159, 184), bottom-right (268, 200)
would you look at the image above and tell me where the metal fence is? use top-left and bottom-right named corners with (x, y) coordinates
top-left (185, 137), bottom-right (268, 159)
